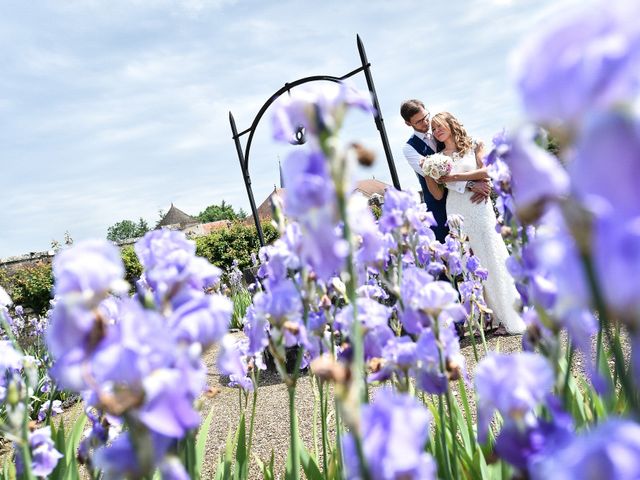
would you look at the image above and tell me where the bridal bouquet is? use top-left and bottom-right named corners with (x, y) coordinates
top-left (422, 152), bottom-right (452, 180)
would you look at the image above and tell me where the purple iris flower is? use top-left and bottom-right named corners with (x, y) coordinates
top-left (571, 110), bottom-right (640, 222)
top-left (93, 432), bottom-right (171, 478)
top-left (523, 210), bottom-right (599, 387)
top-left (496, 412), bottom-right (573, 472)
top-left (413, 323), bottom-right (464, 395)
top-left (159, 457), bottom-right (190, 480)
top-left (299, 216), bottom-right (349, 281)
top-left (135, 229), bottom-right (194, 270)
top-left (252, 279), bottom-right (302, 328)
top-left (593, 215), bottom-right (640, 315)
top-left (369, 336), bottom-right (417, 383)
top-left (37, 400), bottom-right (63, 422)
top-left (135, 230), bottom-right (221, 303)
top-left (53, 240), bottom-right (127, 308)
top-left (334, 298), bottom-right (391, 333)
top-left (271, 82), bottom-right (374, 143)
top-left (282, 149), bottom-right (335, 219)
top-left (24, 427), bottom-right (63, 477)
top-left (78, 407), bottom-right (110, 464)
top-left (342, 389), bottom-right (436, 480)
top-left (475, 352), bottom-right (554, 440)
top-left (0, 340), bottom-right (24, 376)
top-left (217, 336), bottom-right (254, 391)
top-left (243, 305), bottom-right (270, 357)
top-left (139, 368), bottom-right (203, 438)
top-left (335, 298), bottom-right (393, 360)
top-left (511, 1), bottom-right (640, 124)
top-left (570, 112), bottom-right (640, 313)
top-left (350, 194), bottom-right (388, 265)
top-left (258, 232), bottom-right (301, 286)
top-left (491, 127), bottom-right (569, 221)
top-left (379, 189), bottom-right (435, 235)
top-left (168, 294), bottom-right (232, 347)
top-left (46, 304), bottom-right (94, 359)
top-left (530, 418), bottom-right (640, 480)
top-left (356, 284), bottom-right (389, 301)
top-left (402, 279), bottom-right (464, 335)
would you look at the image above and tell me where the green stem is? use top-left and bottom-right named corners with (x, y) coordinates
top-left (433, 318), bottom-right (456, 479)
top-left (42, 382), bottom-right (59, 435)
top-left (457, 378), bottom-right (476, 451)
top-left (437, 395), bottom-right (453, 479)
top-left (319, 380), bottom-right (329, 477)
top-left (311, 375), bottom-right (319, 461)
top-left (478, 312), bottom-right (490, 357)
top-left (467, 304), bottom-right (479, 363)
top-left (247, 369), bottom-right (259, 467)
top-left (595, 319), bottom-right (604, 370)
top-left (444, 391), bottom-right (460, 480)
top-left (562, 345), bottom-right (574, 409)
top-left (581, 253), bottom-right (639, 414)
top-left (613, 321), bottom-right (622, 388)
top-left (333, 148), bottom-right (371, 480)
top-left (288, 385), bottom-right (300, 480)
top-left (334, 396), bottom-right (343, 479)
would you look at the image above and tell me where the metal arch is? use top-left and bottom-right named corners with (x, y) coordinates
top-left (238, 72), bottom-right (364, 171)
top-left (229, 34), bottom-right (400, 247)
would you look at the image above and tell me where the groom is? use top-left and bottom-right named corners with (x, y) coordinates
top-left (400, 99), bottom-right (490, 242)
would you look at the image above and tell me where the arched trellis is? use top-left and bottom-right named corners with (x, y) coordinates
top-left (229, 34), bottom-right (400, 246)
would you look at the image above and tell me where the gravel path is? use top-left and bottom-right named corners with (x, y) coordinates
top-left (196, 330), bottom-right (525, 479)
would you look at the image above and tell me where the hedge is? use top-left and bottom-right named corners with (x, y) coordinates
top-left (0, 261), bottom-right (53, 315)
top-left (195, 221), bottom-right (278, 272)
top-left (0, 222), bottom-right (276, 315)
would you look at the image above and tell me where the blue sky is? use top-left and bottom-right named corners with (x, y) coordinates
top-left (1, 0), bottom-right (583, 258)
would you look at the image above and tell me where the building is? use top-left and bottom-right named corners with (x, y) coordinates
top-left (157, 203), bottom-right (199, 230)
top-left (246, 178), bottom-right (391, 224)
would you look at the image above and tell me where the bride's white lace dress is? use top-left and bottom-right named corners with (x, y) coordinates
top-left (446, 150), bottom-right (525, 334)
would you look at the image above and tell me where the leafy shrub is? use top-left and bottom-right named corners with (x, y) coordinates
top-left (230, 289), bottom-right (252, 330)
top-left (0, 261), bottom-right (53, 315)
top-left (121, 245), bottom-right (143, 287)
top-left (195, 221), bottom-right (278, 272)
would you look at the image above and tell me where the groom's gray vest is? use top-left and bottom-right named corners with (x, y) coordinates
top-left (406, 135), bottom-right (449, 242)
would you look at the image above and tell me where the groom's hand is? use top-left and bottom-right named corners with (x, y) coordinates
top-left (469, 180), bottom-right (491, 204)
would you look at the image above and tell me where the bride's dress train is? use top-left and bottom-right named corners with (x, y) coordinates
top-left (446, 151), bottom-right (525, 334)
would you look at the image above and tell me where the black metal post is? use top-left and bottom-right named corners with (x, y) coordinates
top-left (229, 111), bottom-right (265, 246)
top-left (357, 34), bottom-right (401, 190)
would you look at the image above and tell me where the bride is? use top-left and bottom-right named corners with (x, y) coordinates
top-left (424, 112), bottom-right (525, 335)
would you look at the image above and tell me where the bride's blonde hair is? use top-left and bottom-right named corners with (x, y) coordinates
top-left (432, 112), bottom-right (473, 156)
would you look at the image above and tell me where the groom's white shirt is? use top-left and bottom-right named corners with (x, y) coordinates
top-left (402, 130), bottom-right (437, 176)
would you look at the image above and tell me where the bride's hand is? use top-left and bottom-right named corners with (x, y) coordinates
top-left (439, 174), bottom-right (455, 183)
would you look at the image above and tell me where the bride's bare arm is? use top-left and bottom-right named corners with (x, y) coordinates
top-left (425, 175), bottom-right (445, 200)
top-left (440, 167), bottom-right (489, 182)
top-left (474, 141), bottom-right (485, 168)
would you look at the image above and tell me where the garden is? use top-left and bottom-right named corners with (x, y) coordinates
top-left (2, 2), bottom-right (640, 479)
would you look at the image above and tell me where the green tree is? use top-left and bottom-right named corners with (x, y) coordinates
top-left (197, 200), bottom-right (246, 223)
top-left (195, 221), bottom-right (278, 272)
top-left (107, 218), bottom-right (149, 242)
